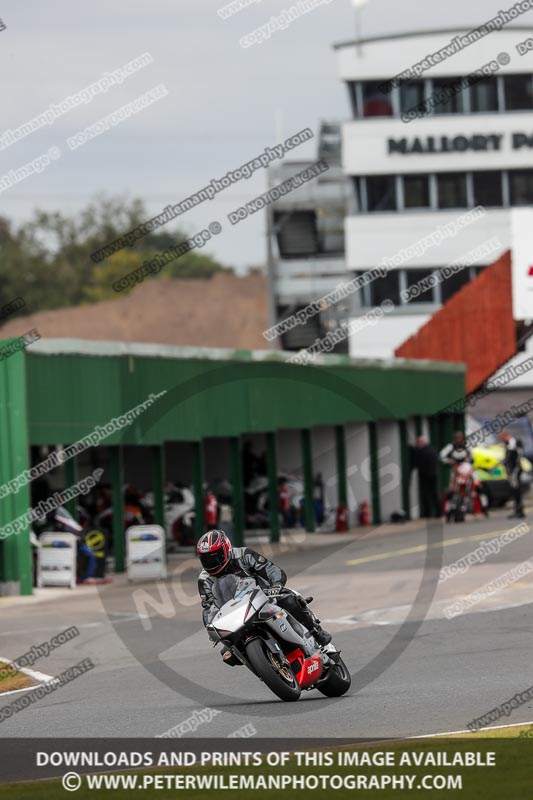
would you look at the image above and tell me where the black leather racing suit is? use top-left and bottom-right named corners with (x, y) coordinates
top-left (198, 547), bottom-right (321, 634)
top-left (503, 436), bottom-right (524, 517)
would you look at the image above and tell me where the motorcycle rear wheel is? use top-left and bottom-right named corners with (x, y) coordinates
top-left (317, 656), bottom-right (351, 697)
top-left (245, 638), bottom-right (301, 702)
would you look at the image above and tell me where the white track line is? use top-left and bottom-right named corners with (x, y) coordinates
top-left (0, 686), bottom-right (40, 698)
top-left (409, 720), bottom-right (533, 738)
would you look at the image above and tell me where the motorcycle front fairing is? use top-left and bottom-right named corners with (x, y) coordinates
top-left (207, 577), bottom-right (321, 679)
top-left (207, 577), bottom-right (282, 670)
top-left (210, 579), bottom-right (269, 636)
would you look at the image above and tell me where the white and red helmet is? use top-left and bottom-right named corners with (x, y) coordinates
top-left (196, 530), bottom-right (232, 575)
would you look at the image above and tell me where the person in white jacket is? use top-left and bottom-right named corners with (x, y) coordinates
top-left (440, 431), bottom-right (472, 466)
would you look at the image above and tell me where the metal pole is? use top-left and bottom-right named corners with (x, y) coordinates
top-left (399, 420), bottom-right (411, 520)
top-left (368, 422), bottom-right (381, 525)
top-left (301, 429), bottom-right (315, 532)
top-left (335, 425), bottom-right (348, 508)
top-left (64, 453), bottom-right (78, 521)
top-left (413, 416), bottom-right (424, 518)
top-left (151, 445), bottom-right (165, 528)
top-left (266, 432), bottom-right (280, 543)
top-left (0, 353), bottom-right (32, 595)
top-left (230, 437), bottom-right (244, 546)
top-left (110, 446), bottom-right (125, 573)
top-left (265, 189), bottom-right (277, 352)
top-left (192, 441), bottom-right (205, 541)
top-left (354, 5), bottom-right (364, 55)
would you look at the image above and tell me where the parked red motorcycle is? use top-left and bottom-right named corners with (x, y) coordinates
top-left (445, 462), bottom-right (482, 522)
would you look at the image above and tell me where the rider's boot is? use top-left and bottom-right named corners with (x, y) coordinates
top-left (312, 625), bottom-right (332, 646)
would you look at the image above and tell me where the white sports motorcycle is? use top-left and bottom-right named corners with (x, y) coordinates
top-left (206, 574), bottom-right (351, 702)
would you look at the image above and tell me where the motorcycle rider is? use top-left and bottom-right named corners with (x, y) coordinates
top-left (196, 530), bottom-right (332, 664)
top-left (440, 431), bottom-right (472, 466)
top-left (498, 430), bottom-right (525, 519)
top-left (440, 431), bottom-right (488, 517)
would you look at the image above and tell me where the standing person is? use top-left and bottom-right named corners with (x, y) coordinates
top-left (498, 430), bottom-right (526, 519)
top-left (412, 436), bottom-right (441, 518)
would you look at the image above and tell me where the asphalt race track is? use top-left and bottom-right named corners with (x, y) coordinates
top-left (1, 509), bottom-right (533, 739)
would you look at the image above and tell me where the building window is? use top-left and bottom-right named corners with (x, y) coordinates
top-left (404, 269), bottom-right (436, 304)
top-left (503, 74), bottom-right (533, 110)
top-left (437, 173), bottom-right (467, 208)
top-left (361, 81), bottom-right (393, 117)
top-left (469, 77), bottom-right (499, 112)
top-left (368, 271), bottom-right (401, 306)
top-left (439, 267), bottom-right (471, 303)
top-left (431, 77), bottom-right (464, 114)
top-left (366, 269), bottom-right (400, 306)
top-left (472, 171), bottom-right (503, 207)
top-left (403, 175), bottom-right (431, 208)
top-left (353, 271), bottom-right (369, 307)
top-left (399, 80), bottom-right (425, 114)
top-left (509, 170), bottom-right (533, 205)
top-left (274, 210), bottom-right (318, 258)
top-left (366, 175), bottom-right (397, 211)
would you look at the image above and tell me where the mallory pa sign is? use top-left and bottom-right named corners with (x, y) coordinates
top-left (388, 132), bottom-right (533, 155)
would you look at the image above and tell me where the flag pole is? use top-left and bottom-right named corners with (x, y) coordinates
top-left (351, 0), bottom-right (367, 53)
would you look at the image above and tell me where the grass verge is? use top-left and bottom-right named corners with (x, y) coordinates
top-left (0, 661), bottom-right (33, 694)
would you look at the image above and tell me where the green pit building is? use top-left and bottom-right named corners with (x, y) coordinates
top-left (0, 339), bottom-right (465, 596)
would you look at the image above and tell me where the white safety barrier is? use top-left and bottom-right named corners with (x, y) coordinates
top-left (37, 532), bottom-right (77, 588)
top-left (126, 525), bottom-right (167, 581)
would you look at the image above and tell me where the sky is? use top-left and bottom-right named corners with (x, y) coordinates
top-left (0, 0), bottom-right (530, 272)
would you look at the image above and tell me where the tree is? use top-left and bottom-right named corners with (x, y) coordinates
top-left (84, 251), bottom-right (145, 302)
top-left (0, 197), bottom-right (233, 320)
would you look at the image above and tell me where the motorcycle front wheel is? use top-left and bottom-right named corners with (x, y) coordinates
top-left (317, 656), bottom-right (351, 697)
top-left (245, 638), bottom-right (301, 702)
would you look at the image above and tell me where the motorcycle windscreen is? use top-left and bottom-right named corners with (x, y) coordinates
top-left (212, 574), bottom-right (241, 608)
